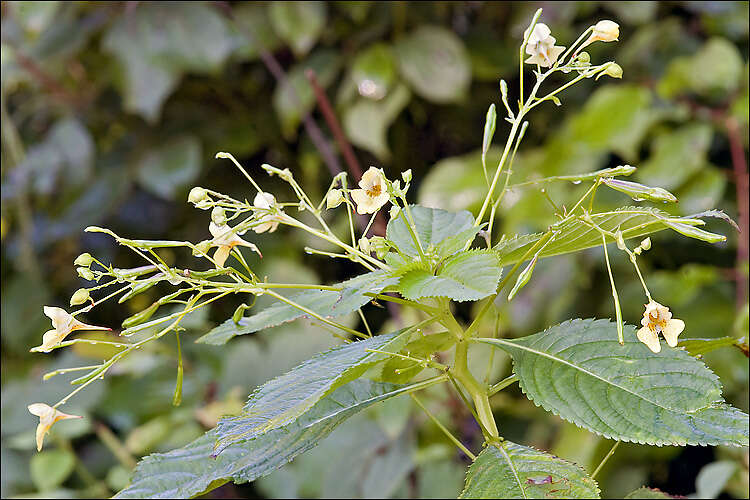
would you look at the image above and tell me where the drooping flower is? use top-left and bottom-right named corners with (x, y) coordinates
top-left (636, 300), bottom-right (685, 353)
top-left (252, 192), bottom-right (281, 233)
top-left (350, 167), bottom-right (390, 215)
top-left (31, 307), bottom-right (110, 353)
top-left (208, 222), bottom-right (261, 268)
top-left (590, 20), bottom-right (620, 43)
top-left (524, 23), bottom-right (566, 68)
top-left (28, 403), bottom-right (82, 451)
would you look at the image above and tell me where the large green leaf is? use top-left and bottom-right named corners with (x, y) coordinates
top-left (397, 250), bottom-right (502, 302)
top-left (386, 205), bottom-right (475, 258)
top-left (460, 441), bottom-right (600, 499)
top-left (213, 328), bottom-right (412, 453)
top-left (343, 84), bottom-right (410, 160)
top-left (115, 379), bottom-right (416, 499)
top-left (197, 270), bottom-right (397, 345)
top-left (477, 319), bottom-right (749, 447)
top-left (494, 207), bottom-right (725, 266)
top-left (268, 1), bottom-right (326, 57)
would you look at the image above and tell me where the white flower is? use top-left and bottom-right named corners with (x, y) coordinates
top-left (252, 192), bottom-right (281, 233)
top-left (28, 403), bottom-right (82, 451)
top-left (350, 167), bottom-right (390, 215)
top-left (31, 307), bottom-right (110, 353)
top-left (524, 23), bottom-right (566, 68)
top-left (636, 300), bottom-right (685, 353)
top-left (209, 222), bottom-right (261, 268)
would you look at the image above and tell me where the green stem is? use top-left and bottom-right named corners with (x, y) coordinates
top-left (488, 374), bottom-right (519, 396)
top-left (411, 394), bottom-right (476, 460)
top-left (452, 338), bottom-right (499, 439)
top-left (591, 441), bottom-right (620, 479)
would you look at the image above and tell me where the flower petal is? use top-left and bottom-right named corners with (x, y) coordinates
top-left (637, 326), bottom-right (661, 353)
top-left (662, 319), bottom-right (685, 347)
top-left (350, 189), bottom-right (374, 215)
top-left (214, 246), bottom-right (231, 268)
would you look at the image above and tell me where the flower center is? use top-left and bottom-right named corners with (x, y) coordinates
top-left (366, 184), bottom-right (382, 197)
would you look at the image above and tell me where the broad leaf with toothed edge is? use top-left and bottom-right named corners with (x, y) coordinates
top-left (477, 318), bottom-right (749, 447)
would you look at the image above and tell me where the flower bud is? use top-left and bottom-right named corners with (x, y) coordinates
top-left (359, 237), bottom-right (371, 254)
top-left (597, 62), bottom-right (623, 80)
top-left (592, 20), bottom-right (619, 42)
top-left (369, 236), bottom-right (389, 259)
top-left (640, 237), bottom-right (651, 251)
top-left (615, 231), bottom-right (626, 250)
top-left (389, 206), bottom-right (401, 219)
top-left (575, 51), bottom-right (590, 64)
top-left (211, 207), bottom-right (227, 225)
top-left (326, 189), bottom-right (344, 209)
top-left (401, 170), bottom-right (412, 184)
top-left (192, 240), bottom-right (212, 256)
top-left (188, 187), bottom-right (208, 205)
top-left (70, 288), bottom-right (91, 306)
top-left (77, 267), bottom-right (95, 281)
top-left (74, 253), bottom-right (94, 267)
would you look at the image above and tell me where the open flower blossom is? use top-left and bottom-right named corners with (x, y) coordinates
top-left (577, 20), bottom-right (619, 54)
top-left (31, 306), bottom-right (110, 353)
top-left (524, 23), bottom-right (566, 68)
top-left (350, 167), bottom-right (390, 215)
top-left (209, 222), bottom-right (261, 268)
top-left (28, 403), bottom-right (82, 451)
top-left (636, 300), bottom-right (685, 353)
top-left (252, 192), bottom-right (281, 233)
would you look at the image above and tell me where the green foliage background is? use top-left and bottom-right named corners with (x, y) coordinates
top-left (1, 1), bottom-right (748, 498)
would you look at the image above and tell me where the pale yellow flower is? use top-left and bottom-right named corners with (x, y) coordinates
top-left (350, 167), bottom-right (390, 215)
top-left (590, 20), bottom-right (619, 43)
top-left (31, 307), bottom-right (110, 353)
top-left (252, 192), bottom-right (281, 233)
top-left (28, 403), bottom-right (82, 451)
top-left (524, 23), bottom-right (566, 68)
top-left (636, 300), bottom-right (685, 353)
top-left (209, 222), bottom-right (261, 268)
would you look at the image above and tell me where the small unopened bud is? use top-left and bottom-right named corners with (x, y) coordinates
top-left (74, 253), bottom-right (94, 267)
top-left (359, 237), bottom-right (371, 254)
top-left (369, 236), bottom-right (389, 259)
top-left (576, 51), bottom-right (590, 64)
top-left (640, 237), bottom-right (651, 251)
top-left (326, 189), bottom-right (344, 209)
top-left (401, 170), bottom-right (412, 183)
top-left (70, 288), bottom-right (91, 306)
top-left (211, 207), bottom-right (227, 225)
top-left (592, 20), bottom-right (619, 42)
top-left (193, 240), bottom-right (212, 256)
top-left (77, 267), bottom-right (95, 281)
top-left (597, 62), bottom-right (623, 80)
top-left (389, 206), bottom-right (401, 219)
top-left (615, 231), bottom-right (626, 250)
top-left (232, 304), bottom-right (247, 325)
top-left (188, 187), bottom-right (208, 205)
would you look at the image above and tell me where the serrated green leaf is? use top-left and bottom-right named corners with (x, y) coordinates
top-left (460, 441), bottom-right (600, 499)
top-left (386, 205), bottom-right (474, 258)
top-left (624, 487), bottom-right (676, 499)
top-left (115, 379), bottom-right (416, 499)
top-left (678, 337), bottom-right (745, 357)
top-left (477, 319), bottom-right (749, 447)
top-left (495, 207), bottom-right (725, 266)
top-left (213, 328), bottom-right (412, 453)
top-left (397, 250), bottom-right (502, 302)
top-left (197, 270), bottom-right (397, 345)
top-left (433, 225), bottom-right (484, 260)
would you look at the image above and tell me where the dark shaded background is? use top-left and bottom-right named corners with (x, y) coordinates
top-left (1, 1), bottom-right (748, 498)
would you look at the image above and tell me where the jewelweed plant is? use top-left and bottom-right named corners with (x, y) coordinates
top-left (28, 9), bottom-right (748, 499)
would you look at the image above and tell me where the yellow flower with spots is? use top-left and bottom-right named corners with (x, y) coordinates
top-left (636, 300), bottom-right (685, 353)
top-left (209, 222), bottom-right (261, 268)
top-left (31, 307), bottom-right (110, 353)
top-left (28, 403), bottom-right (82, 451)
top-left (350, 167), bottom-right (390, 215)
top-left (524, 23), bottom-right (566, 68)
